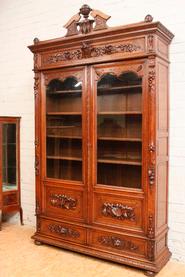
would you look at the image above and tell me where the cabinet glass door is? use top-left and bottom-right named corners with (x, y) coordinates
top-left (97, 72), bottom-right (142, 188)
top-left (46, 76), bottom-right (83, 181)
top-left (2, 123), bottom-right (17, 192)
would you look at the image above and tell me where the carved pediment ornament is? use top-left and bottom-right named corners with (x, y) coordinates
top-left (64, 4), bottom-right (111, 36)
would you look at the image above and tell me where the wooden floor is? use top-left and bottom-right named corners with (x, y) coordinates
top-left (0, 223), bottom-right (185, 277)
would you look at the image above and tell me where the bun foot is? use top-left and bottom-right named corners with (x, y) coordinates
top-left (144, 271), bottom-right (156, 276)
top-left (34, 240), bottom-right (43, 246)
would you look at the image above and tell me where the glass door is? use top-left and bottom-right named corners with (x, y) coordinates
top-left (96, 71), bottom-right (142, 189)
top-left (45, 74), bottom-right (84, 182)
top-left (2, 123), bottom-right (18, 192)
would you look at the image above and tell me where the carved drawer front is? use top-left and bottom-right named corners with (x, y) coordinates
top-left (3, 192), bottom-right (18, 206)
top-left (93, 193), bottom-right (143, 231)
top-left (40, 218), bottom-right (86, 245)
top-left (45, 186), bottom-right (85, 222)
top-left (90, 229), bottom-right (147, 258)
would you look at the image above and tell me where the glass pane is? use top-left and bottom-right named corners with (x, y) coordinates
top-left (46, 77), bottom-right (82, 181)
top-left (2, 123), bottom-right (17, 191)
top-left (97, 72), bottom-right (142, 188)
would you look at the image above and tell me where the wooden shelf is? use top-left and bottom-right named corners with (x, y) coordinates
top-left (98, 136), bottom-right (142, 142)
top-left (47, 112), bottom-right (82, 115)
top-left (98, 158), bottom-right (142, 166)
top-left (98, 111), bottom-right (142, 115)
top-left (47, 135), bottom-right (82, 139)
top-left (98, 85), bottom-right (141, 91)
top-left (47, 126), bottom-right (78, 129)
top-left (47, 89), bottom-right (82, 94)
top-left (47, 156), bottom-right (82, 161)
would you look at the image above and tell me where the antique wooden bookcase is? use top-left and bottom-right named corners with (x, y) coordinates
top-left (0, 117), bottom-right (23, 230)
top-left (28, 5), bottom-right (174, 276)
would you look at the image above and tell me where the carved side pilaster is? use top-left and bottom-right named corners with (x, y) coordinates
top-left (34, 73), bottom-right (39, 98)
top-left (148, 35), bottom-right (154, 52)
top-left (36, 217), bottom-right (41, 232)
top-left (35, 155), bottom-right (40, 176)
top-left (147, 214), bottom-right (155, 239)
top-left (147, 240), bottom-right (155, 261)
top-left (35, 199), bottom-right (41, 215)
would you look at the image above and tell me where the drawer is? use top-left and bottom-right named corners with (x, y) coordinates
top-left (93, 193), bottom-right (143, 231)
top-left (90, 229), bottom-right (147, 258)
top-left (44, 186), bottom-right (86, 221)
top-left (40, 218), bottom-right (86, 245)
top-left (3, 192), bottom-right (18, 206)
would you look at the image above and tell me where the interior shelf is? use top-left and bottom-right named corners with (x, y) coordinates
top-left (98, 111), bottom-right (142, 115)
top-left (98, 136), bottom-right (142, 141)
top-left (98, 158), bottom-right (141, 166)
top-left (47, 89), bottom-right (82, 94)
top-left (47, 112), bottom-right (82, 115)
top-left (47, 135), bottom-right (82, 139)
top-left (47, 156), bottom-right (82, 161)
top-left (98, 85), bottom-right (141, 91)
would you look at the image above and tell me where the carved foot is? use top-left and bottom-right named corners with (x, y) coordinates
top-left (34, 240), bottom-right (43, 246)
top-left (144, 271), bottom-right (156, 276)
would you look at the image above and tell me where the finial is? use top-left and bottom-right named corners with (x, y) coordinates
top-left (79, 4), bottom-right (92, 19)
top-left (33, 38), bottom-right (40, 44)
top-left (144, 14), bottom-right (153, 23)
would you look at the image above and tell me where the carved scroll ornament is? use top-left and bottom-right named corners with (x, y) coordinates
top-left (48, 224), bottom-right (80, 238)
top-left (102, 203), bottom-right (135, 221)
top-left (44, 42), bottom-right (141, 65)
top-left (98, 236), bottom-right (138, 251)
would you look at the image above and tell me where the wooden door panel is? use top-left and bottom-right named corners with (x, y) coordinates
top-left (93, 192), bottom-right (144, 231)
top-left (44, 185), bottom-right (86, 222)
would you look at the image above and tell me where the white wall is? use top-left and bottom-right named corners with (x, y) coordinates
top-left (0, 0), bottom-right (185, 262)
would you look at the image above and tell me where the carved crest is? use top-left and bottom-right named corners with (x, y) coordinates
top-left (64, 4), bottom-right (111, 36)
top-left (102, 203), bottom-right (135, 221)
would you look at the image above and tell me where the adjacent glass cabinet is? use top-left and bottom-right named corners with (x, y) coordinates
top-left (28, 5), bottom-right (174, 276)
top-left (0, 117), bottom-right (23, 230)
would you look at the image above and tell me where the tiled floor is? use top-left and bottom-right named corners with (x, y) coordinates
top-left (0, 223), bottom-right (185, 277)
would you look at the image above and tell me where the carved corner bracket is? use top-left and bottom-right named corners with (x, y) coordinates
top-left (64, 4), bottom-right (111, 36)
top-left (102, 203), bottom-right (136, 221)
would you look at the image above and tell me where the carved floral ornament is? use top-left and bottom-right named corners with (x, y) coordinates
top-left (44, 42), bottom-right (142, 65)
top-left (98, 236), bottom-right (138, 251)
top-left (50, 194), bottom-right (77, 210)
top-left (102, 202), bottom-right (136, 221)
